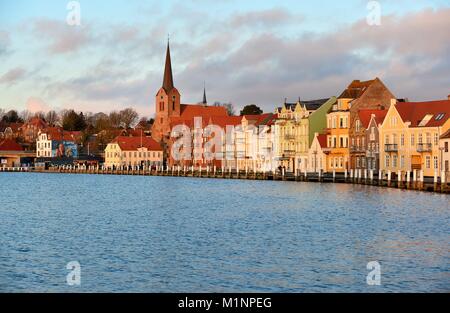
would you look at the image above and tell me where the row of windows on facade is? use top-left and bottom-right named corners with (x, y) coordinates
top-left (159, 101), bottom-right (176, 111)
top-left (38, 142), bottom-right (51, 149)
top-left (327, 136), bottom-right (349, 148)
top-left (384, 155), bottom-right (439, 170)
top-left (327, 116), bottom-right (349, 129)
top-left (385, 132), bottom-right (440, 146)
top-left (37, 151), bottom-right (51, 157)
top-left (106, 151), bottom-right (162, 159)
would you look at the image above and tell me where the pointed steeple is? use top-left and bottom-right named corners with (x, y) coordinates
top-left (162, 39), bottom-right (174, 92)
top-left (202, 82), bottom-right (207, 105)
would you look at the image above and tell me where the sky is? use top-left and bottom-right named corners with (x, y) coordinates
top-left (0, 0), bottom-right (449, 118)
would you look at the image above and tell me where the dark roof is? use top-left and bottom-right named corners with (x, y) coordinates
top-left (202, 86), bottom-right (207, 105)
top-left (338, 79), bottom-right (376, 99)
top-left (281, 98), bottom-right (330, 112)
top-left (440, 129), bottom-right (450, 139)
top-left (162, 41), bottom-right (174, 92)
top-left (302, 99), bottom-right (330, 111)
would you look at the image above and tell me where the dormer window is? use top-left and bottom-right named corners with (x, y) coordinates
top-left (418, 114), bottom-right (433, 127)
top-left (435, 113), bottom-right (445, 121)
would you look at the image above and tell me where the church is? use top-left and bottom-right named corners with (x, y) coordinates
top-left (151, 41), bottom-right (229, 143)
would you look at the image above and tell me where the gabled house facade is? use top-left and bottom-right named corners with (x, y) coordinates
top-left (379, 99), bottom-right (450, 177)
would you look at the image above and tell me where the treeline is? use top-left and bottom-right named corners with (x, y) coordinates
top-left (0, 107), bottom-right (153, 132)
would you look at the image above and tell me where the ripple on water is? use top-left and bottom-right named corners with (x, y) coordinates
top-left (0, 173), bottom-right (449, 293)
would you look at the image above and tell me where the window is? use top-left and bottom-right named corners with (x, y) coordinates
top-left (418, 134), bottom-right (423, 144)
top-left (435, 113), bottom-right (445, 121)
top-left (356, 157), bottom-right (360, 168)
top-left (400, 134), bottom-right (405, 146)
top-left (434, 133), bottom-right (439, 146)
top-left (370, 127), bottom-right (375, 141)
top-left (400, 156), bottom-right (405, 168)
top-left (445, 142), bottom-right (449, 153)
top-left (393, 155), bottom-right (398, 168)
top-left (385, 135), bottom-right (390, 145)
top-left (426, 133), bottom-right (431, 144)
top-left (356, 120), bottom-right (361, 132)
top-left (411, 134), bottom-right (415, 146)
top-left (434, 156), bottom-right (438, 169)
top-left (391, 116), bottom-right (397, 126)
top-left (426, 156), bottom-right (431, 169)
top-left (385, 155), bottom-right (390, 168)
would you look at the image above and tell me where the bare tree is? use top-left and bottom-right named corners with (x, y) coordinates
top-left (214, 102), bottom-right (235, 116)
top-left (45, 110), bottom-right (59, 126)
top-left (93, 112), bottom-right (111, 131)
top-left (119, 108), bottom-right (139, 129)
top-left (20, 110), bottom-right (33, 122)
top-left (109, 111), bottom-right (122, 128)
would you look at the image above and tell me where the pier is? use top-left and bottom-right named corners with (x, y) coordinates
top-left (2, 166), bottom-right (449, 194)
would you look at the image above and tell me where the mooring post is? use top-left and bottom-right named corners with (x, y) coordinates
top-left (434, 171), bottom-right (438, 192)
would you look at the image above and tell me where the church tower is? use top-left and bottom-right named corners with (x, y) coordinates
top-left (152, 40), bottom-right (181, 142)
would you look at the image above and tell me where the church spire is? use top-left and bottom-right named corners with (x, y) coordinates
top-left (162, 38), bottom-right (174, 92)
top-left (202, 82), bottom-right (207, 105)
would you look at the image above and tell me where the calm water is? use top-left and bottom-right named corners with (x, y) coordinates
top-left (0, 173), bottom-right (448, 293)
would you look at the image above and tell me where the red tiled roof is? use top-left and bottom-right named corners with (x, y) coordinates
top-left (395, 100), bottom-right (450, 127)
top-left (22, 117), bottom-right (48, 129)
top-left (358, 109), bottom-right (388, 128)
top-left (41, 128), bottom-right (81, 142)
top-left (207, 116), bottom-right (243, 128)
top-left (112, 136), bottom-right (162, 151)
top-left (179, 104), bottom-right (228, 120)
top-left (317, 134), bottom-right (327, 149)
top-left (0, 139), bottom-right (23, 151)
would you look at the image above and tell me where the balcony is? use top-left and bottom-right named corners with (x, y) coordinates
top-left (284, 134), bottom-right (296, 141)
top-left (384, 144), bottom-right (398, 152)
top-left (283, 150), bottom-right (296, 157)
top-left (417, 143), bottom-right (432, 153)
top-left (350, 146), bottom-right (365, 153)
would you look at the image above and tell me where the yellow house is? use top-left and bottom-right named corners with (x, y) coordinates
top-left (274, 98), bottom-right (332, 173)
top-left (379, 99), bottom-right (450, 177)
top-left (104, 136), bottom-right (163, 168)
